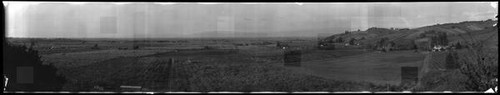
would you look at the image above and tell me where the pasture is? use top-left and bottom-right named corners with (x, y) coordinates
top-left (9, 37), bottom-right (429, 91)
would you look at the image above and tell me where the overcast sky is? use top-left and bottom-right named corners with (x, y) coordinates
top-left (4, 2), bottom-right (498, 38)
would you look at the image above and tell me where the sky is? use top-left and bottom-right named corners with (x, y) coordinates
top-left (4, 2), bottom-right (498, 38)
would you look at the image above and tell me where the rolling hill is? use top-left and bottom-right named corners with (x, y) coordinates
top-left (322, 19), bottom-right (498, 49)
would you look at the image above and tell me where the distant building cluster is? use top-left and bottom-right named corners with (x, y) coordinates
top-left (431, 45), bottom-right (450, 52)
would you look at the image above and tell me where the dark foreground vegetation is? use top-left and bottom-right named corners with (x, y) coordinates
top-left (3, 42), bottom-right (66, 91)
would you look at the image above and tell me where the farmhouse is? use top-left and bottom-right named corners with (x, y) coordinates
top-left (431, 45), bottom-right (450, 52)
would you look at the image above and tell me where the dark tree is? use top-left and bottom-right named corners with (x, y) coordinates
top-left (91, 44), bottom-right (99, 49)
top-left (335, 37), bottom-right (344, 43)
top-left (328, 39), bottom-right (334, 43)
top-left (29, 40), bottom-right (36, 48)
top-left (445, 51), bottom-right (460, 69)
top-left (412, 42), bottom-right (418, 50)
top-left (3, 42), bottom-right (66, 91)
top-left (360, 37), bottom-right (366, 40)
top-left (437, 32), bottom-right (449, 46)
top-left (204, 46), bottom-right (212, 50)
top-left (428, 31), bottom-right (448, 47)
top-left (133, 45), bottom-right (139, 50)
top-left (348, 38), bottom-right (356, 45)
top-left (388, 41), bottom-right (396, 50)
top-left (376, 37), bottom-right (389, 48)
top-left (455, 42), bottom-right (462, 49)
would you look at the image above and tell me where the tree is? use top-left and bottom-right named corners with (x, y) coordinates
top-left (388, 41), bottom-right (396, 50)
top-left (204, 46), bottom-right (212, 50)
top-left (29, 40), bottom-right (36, 48)
top-left (335, 37), bottom-right (344, 43)
top-left (451, 27), bottom-right (498, 91)
top-left (348, 38), bottom-right (357, 45)
top-left (412, 42), bottom-right (418, 50)
top-left (133, 45), bottom-right (140, 50)
top-left (91, 44), bottom-right (99, 49)
top-left (428, 31), bottom-right (448, 47)
top-left (446, 51), bottom-right (460, 69)
top-left (360, 37), bottom-right (366, 40)
top-left (455, 42), bottom-right (462, 49)
top-left (438, 32), bottom-right (449, 46)
top-left (376, 37), bottom-right (389, 48)
top-left (413, 42), bottom-right (419, 52)
top-left (4, 42), bottom-right (66, 91)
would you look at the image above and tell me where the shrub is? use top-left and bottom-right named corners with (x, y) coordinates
top-left (91, 44), bottom-right (99, 49)
top-left (445, 51), bottom-right (460, 69)
top-left (453, 29), bottom-right (498, 91)
top-left (348, 38), bottom-right (356, 45)
top-left (203, 46), bottom-right (213, 50)
top-left (335, 37), bottom-right (344, 43)
top-left (133, 45), bottom-right (140, 50)
top-left (457, 48), bottom-right (498, 91)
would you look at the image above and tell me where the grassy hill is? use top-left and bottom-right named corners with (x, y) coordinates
top-left (322, 19), bottom-right (498, 49)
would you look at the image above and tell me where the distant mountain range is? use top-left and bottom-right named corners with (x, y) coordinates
top-left (188, 28), bottom-right (345, 38)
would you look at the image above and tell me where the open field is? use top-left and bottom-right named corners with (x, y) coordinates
top-left (8, 37), bottom-right (421, 91)
top-left (56, 48), bottom-right (417, 91)
top-left (41, 49), bottom-right (176, 67)
top-left (6, 33), bottom-right (496, 91)
top-left (289, 50), bottom-right (426, 85)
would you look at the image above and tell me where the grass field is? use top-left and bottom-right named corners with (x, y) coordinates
top-left (290, 50), bottom-right (426, 85)
top-left (57, 49), bottom-right (403, 91)
top-left (41, 49), bottom-right (176, 68)
top-left (10, 37), bottom-right (489, 92)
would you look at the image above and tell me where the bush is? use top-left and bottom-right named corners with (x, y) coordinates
top-left (457, 48), bottom-right (498, 91)
top-left (91, 44), bottom-right (99, 49)
top-left (335, 37), bottom-right (344, 43)
top-left (445, 51), bottom-right (460, 69)
top-left (3, 42), bottom-right (66, 91)
top-left (203, 46), bottom-right (213, 50)
top-left (133, 45), bottom-right (139, 50)
top-left (454, 30), bottom-right (498, 91)
top-left (348, 38), bottom-right (356, 45)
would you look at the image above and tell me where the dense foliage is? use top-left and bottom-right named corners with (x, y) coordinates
top-left (3, 42), bottom-right (66, 91)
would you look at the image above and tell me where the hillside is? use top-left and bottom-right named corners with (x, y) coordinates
top-left (322, 19), bottom-right (498, 48)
